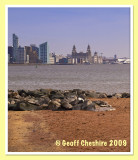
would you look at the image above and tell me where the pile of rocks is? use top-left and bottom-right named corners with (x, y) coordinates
top-left (8, 89), bottom-right (129, 111)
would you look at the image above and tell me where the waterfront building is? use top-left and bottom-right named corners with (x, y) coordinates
top-left (55, 54), bottom-right (65, 64)
top-left (30, 44), bottom-right (39, 56)
top-left (25, 46), bottom-right (39, 63)
top-left (39, 42), bottom-right (49, 64)
top-left (8, 46), bottom-right (13, 63)
top-left (92, 52), bottom-right (103, 64)
top-left (67, 58), bottom-right (73, 64)
top-left (49, 57), bottom-right (55, 64)
top-left (13, 34), bottom-right (19, 62)
top-left (59, 58), bottom-right (68, 64)
top-left (16, 46), bottom-right (26, 63)
top-left (49, 53), bottom-right (55, 64)
top-left (72, 45), bottom-right (92, 64)
top-left (93, 52), bottom-right (98, 64)
top-left (71, 45), bottom-right (103, 64)
top-left (98, 56), bottom-right (103, 64)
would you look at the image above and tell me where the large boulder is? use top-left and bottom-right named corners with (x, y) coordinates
top-left (8, 104), bottom-right (17, 110)
top-left (98, 93), bottom-right (107, 98)
top-left (121, 93), bottom-right (130, 98)
top-left (39, 89), bottom-right (51, 96)
top-left (66, 95), bottom-right (78, 103)
top-left (61, 101), bottom-right (72, 110)
top-left (107, 94), bottom-right (113, 98)
top-left (49, 93), bottom-right (64, 100)
top-left (27, 98), bottom-right (38, 105)
top-left (113, 93), bottom-right (122, 99)
top-left (72, 103), bottom-right (83, 110)
top-left (18, 90), bottom-right (28, 97)
top-left (37, 97), bottom-right (51, 105)
top-left (85, 91), bottom-right (99, 98)
top-left (37, 104), bottom-right (49, 110)
top-left (72, 89), bottom-right (83, 96)
top-left (27, 90), bottom-right (44, 97)
top-left (8, 90), bottom-right (18, 98)
top-left (14, 101), bottom-right (39, 111)
top-left (48, 100), bottom-right (61, 111)
top-left (92, 100), bottom-right (115, 111)
top-left (81, 100), bottom-right (95, 111)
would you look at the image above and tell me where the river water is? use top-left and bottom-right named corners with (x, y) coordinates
top-left (8, 64), bottom-right (130, 94)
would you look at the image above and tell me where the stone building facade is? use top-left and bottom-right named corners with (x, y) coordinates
top-left (71, 45), bottom-right (103, 64)
top-left (72, 45), bottom-right (92, 64)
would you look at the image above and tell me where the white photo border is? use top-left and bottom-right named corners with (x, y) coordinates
top-left (5, 5), bottom-right (133, 155)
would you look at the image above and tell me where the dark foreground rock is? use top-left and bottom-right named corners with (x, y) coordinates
top-left (8, 89), bottom-right (129, 111)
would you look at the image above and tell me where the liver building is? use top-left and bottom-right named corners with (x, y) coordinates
top-left (71, 45), bottom-right (103, 64)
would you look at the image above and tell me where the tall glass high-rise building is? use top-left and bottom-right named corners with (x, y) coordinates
top-left (39, 42), bottom-right (49, 64)
top-left (13, 34), bottom-right (19, 62)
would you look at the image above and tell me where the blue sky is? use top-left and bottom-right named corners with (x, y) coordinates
top-left (8, 7), bottom-right (130, 57)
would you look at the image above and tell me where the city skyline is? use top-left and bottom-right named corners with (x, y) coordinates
top-left (8, 7), bottom-right (130, 57)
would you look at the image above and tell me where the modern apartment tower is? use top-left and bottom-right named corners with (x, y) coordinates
top-left (39, 42), bottom-right (49, 64)
top-left (16, 46), bottom-right (26, 63)
top-left (13, 34), bottom-right (19, 62)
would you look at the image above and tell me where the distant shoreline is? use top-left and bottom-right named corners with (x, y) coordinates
top-left (8, 63), bottom-right (129, 66)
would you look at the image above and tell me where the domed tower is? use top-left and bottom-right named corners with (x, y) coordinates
top-left (87, 44), bottom-right (91, 54)
top-left (72, 45), bottom-right (77, 55)
top-left (72, 45), bottom-right (77, 64)
top-left (86, 44), bottom-right (92, 63)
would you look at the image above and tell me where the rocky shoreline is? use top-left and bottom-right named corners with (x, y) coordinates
top-left (8, 89), bottom-right (130, 112)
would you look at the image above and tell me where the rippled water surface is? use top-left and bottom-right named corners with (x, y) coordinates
top-left (8, 64), bottom-right (130, 94)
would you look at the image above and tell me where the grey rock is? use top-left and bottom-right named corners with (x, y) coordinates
top-left (38, 104), bottom-right (49, 110)
top-left (81, 100), bottom-right (95, 111)
top-left (107, 94), bottom-right (113, 98)
top-left (27, 90), bottom-right (44, 97)
top-left (39, 89), bottom-right (50, 95)
top-left (61, 102), bottom-right (72, 110)
top-left (27, 98), bottom-right (38, 104)
top-left (8, 104), bottom-right (17, 110)
top-left (85, 91), bottom-right (99, 98)
top-left (14, 94), bottom-right (21, 99)
top-left (121, 93), bottom-right (130, 98)
top-left (14, 101), bottom-right (39, 111)
top-left (48, 100), bottom-right (61, 110)
top-left (93, 100), bottom-right (115, 111)
top-left (18, 90), bottom-right (28, 97)
top-left (72, 103), bottom-right (83, 110)
top-left (11, 100), bottom-right (15, 105)
top-left (8, 91), bottom-right (18, 98)
top-left (95, 104), bottom-right (115, 111)
top-left (113, 93), bottom-right (122, 98)
top-left (72, 89), bottom-right (83, 95)
top-left (70, 99), bottom-right (80, 106)
top-left (98, 93), bottom-right (107, 98)
top-left (92, 100), bottom-right (108, 106)
top-left (37, 97), bottom-right (51, 105)
top-left (49, 93), bottom-right (64, 100)
top-left (66, 95), bottom-right (78, 103)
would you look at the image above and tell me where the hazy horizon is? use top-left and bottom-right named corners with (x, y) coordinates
top-left (8, 7), bottom-right (130, 58)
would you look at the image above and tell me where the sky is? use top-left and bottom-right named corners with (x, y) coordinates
top-left (8, 7), bottom-right (130, 58)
